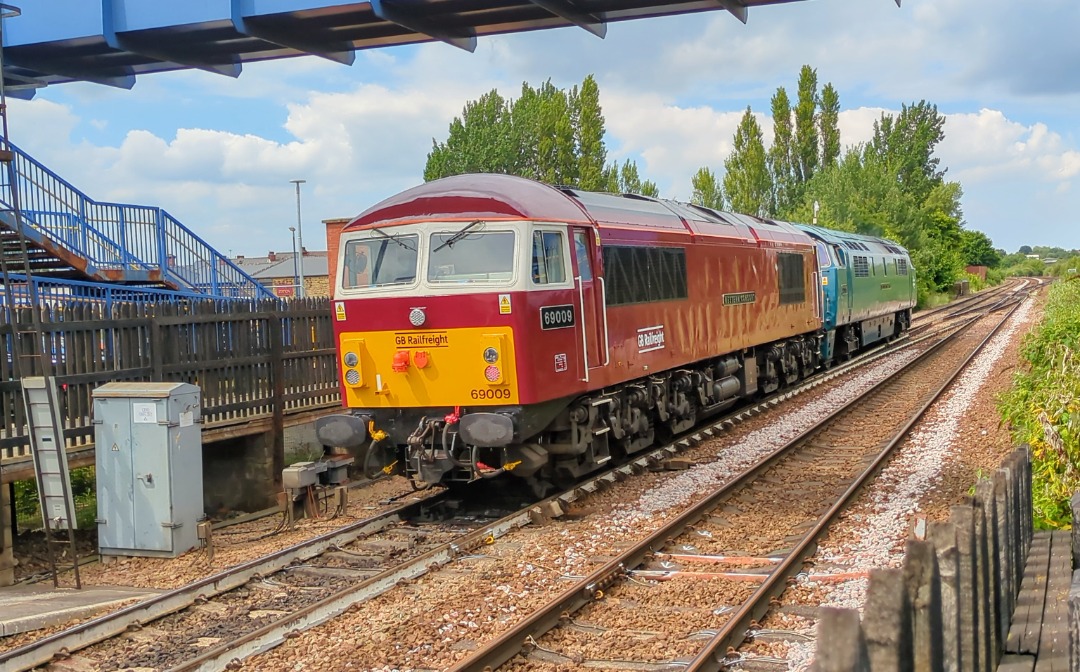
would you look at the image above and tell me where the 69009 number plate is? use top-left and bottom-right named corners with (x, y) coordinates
top-left (540, 305), bottom-right (575, 330)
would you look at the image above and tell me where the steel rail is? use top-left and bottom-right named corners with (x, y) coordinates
top-left (685, 300), bottom-right (1024, 671)
top-left (445, 310), bottom-right (994, 672)
top-left (0, 492), bottom-right (449, 672)
top-left (5, 312), bottom-right (956, 672)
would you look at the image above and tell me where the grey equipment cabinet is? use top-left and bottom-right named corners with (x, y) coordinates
top-left (93, 382), bottom-right (203, 558)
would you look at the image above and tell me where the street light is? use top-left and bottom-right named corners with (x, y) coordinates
top-left (289, 226), bottom-right (298, 299)
top-left (290, 179), bottom-right (306, 298)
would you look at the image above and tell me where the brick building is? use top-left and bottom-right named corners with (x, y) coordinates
top-left (233, 250), bottom-right (330, 298)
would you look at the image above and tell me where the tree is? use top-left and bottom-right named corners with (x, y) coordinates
top-left (1019, 245), bottom-right (1033, 255)
top-left (819, 83), bottom-right (841, 169)
top-left (425, 76), bottom-right (659, 196)
top-left (767, 87), bottom-right (795, 216)
top-left (424, 90), bottom-right (511, 181)
top-left (869, 100), bottom-right (946, 203)
top-left (960, 229), bottom-right (1001, 268)
top-left (723, 107), bottom-right (772, 217)
top-left (793, 65), bottom-right (819, 187)
top-left (574, 75), bottom-right (606, 191)
top-left (690, 167), bottom-right (724, 209)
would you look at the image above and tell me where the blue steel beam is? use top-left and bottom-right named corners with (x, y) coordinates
top-left (1, 1), bottom-right (902, 94)
top-left (716, 0), bottom-right (748, 23)
top-left (526, 0), bottom-right (606, 38)
top-left (368, 0), bottom-right (477, 52)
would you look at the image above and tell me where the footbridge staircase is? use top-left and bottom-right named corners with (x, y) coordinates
top-left (0, 139), bottom-right (273, 301)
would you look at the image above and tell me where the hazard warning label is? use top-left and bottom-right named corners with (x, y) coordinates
top-left (498, 294), bottom-right (512, 315)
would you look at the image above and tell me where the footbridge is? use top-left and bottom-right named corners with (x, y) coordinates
top-left (0, 0), bottom-right (900, 98)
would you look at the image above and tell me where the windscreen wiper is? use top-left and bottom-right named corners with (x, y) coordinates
top-left (371, 226), bottom-right (415, 251)
top-left (433, 220), bottom-right (482, 253)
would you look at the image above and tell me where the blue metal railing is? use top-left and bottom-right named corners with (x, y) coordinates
top-left (0, 139), bottom-right (274, 299)
top-left (0, 273), bottom-right (226, 311)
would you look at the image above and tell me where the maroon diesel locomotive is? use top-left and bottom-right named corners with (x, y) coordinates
top-left (318, 174), bottom-right (825, 492)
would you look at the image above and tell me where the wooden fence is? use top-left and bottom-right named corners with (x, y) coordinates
top-left (814, 446), bottom-right (1037, 672)
top-left (0, 298), bottom-right (341, 463)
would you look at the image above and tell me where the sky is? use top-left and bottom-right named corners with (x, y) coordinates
top-left (8, 0), bottom-right (1080, 258)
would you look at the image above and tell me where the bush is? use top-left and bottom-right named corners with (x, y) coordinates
top-left (14, 466), bottom-right (98, 530)
top-left (998, 279), bottom-right (1080, 528)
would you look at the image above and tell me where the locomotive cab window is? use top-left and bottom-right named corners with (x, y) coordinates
top-left (342, 233), bottom-right (419, 289)
top-left (428, 227), bottom-right (515, 283)
top-left (815, 243), bottom-right (833, 268)
top-left (532, 231), bottom-right (568, 285)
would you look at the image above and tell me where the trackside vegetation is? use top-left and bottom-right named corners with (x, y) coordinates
top-left (999, 278), bottom-right (1080, 528)
top-left (423, 68), bottom-right (1020, 308)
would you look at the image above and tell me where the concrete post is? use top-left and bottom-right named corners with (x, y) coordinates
top-left (1069, 569), bottom-right (1080, 672)
top-left (994, 465), bottom-right (1016, 639)
top-left (904, 538), bottom-right (944, 672)
top-left (1, 478), bottom-right (14, 586)
top-left (980, 481), bottom-right (1002, 665)
top-left (863, 568), bottom-right (914, 672)
top-left (929, 520), bottom-right (961, 672)
top-left (1071, 493), bottom-right (1080, 571)
top-left (813, 607), bottom-right (871, 672)
top-left (952, 503), bottom-right (980, 672)
top-left (973, 486), bottom-right (997, 670)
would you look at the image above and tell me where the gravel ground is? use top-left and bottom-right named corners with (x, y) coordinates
top-left (45, 478), bottom-right (424, 591)
top-left (238, 345), bottom-right (940, 670)
top-left (775, 296), bottom-right (1041, 670)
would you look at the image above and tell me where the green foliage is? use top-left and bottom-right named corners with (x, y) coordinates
top-left (819, 83), bottom-right (841, 169)
top-left (868, 100), bottom-right (946, 203)
top-left (14, 466), bottom-right (98, 530)
top-left (793, 65), bottom-right (820, 188)
top-left (1048, 256), bottom-right (1080, 277)
top-left (424, 76), bottom-right (655, 195)
top-left (960, 229), bottom-right (1001, 268)
top-left (723, 107), bottom-right (771, 217)
top-left (767, 87), bottom-right (795, 216)
top-left (690, 167), bottom-right (724, 209)
top-left (999, 279), bottom-right (1080, 528)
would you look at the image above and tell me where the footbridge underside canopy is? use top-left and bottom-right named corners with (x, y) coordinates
top-left (1, 0), bottom-right (830, 98)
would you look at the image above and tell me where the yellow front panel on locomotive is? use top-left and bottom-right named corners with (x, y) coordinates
top-left (338, 327), bottom-right (518, 408)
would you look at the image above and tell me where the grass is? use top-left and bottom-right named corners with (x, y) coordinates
top-left (998, 278), bottom-right (1080, 529)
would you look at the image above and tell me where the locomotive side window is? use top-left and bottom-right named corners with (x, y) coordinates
top-left (777, 252), bottom-right (806, 305)
top-left (573, 231), bottom-right (593, 281)
top-left (532, 231), bottom-right (567, 284)
top-left (342, 234), bottom-right (419, 288)
top-left (602, 246), bottom-right (688, 306)
top-left (428, 230), bottom-right (515, 283)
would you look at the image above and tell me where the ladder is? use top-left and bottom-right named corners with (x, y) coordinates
top-left (0, 3), bottom-right (82, 589)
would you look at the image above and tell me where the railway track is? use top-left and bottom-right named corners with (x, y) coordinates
top-left (1, 293), bottom-right (1034, 672)
top-left (443, 300), bottom-right (1024, 671)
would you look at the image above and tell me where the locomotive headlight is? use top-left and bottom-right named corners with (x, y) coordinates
top-left (483, 347), bottom-right (499, 364)
top-left (343, 351), bottom-right (359, 367)
top-left (345, 368), bottom-right (361, 385)
top-left (409, 307), bottom-right (426, 327)
top-left (484, 365), bottom-right (501, 383)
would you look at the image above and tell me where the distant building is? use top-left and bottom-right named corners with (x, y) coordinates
top-left (965, 265), bottom-right (987, 281)
top-left (324, 218), bottom-right (350, 294)
top-left (1026, 254), bottom-right (1041, 260)
top-left (232, 250), bottom-right (330, 298)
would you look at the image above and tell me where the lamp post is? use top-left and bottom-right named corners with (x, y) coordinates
top-left (289, 226), bottom-right (298, 298)
top-left (290, 179), bottom-right (306, 298)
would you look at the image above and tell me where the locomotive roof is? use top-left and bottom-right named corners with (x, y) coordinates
top-left (345, 173), bottom-right (811, 246)
top-left (795, 223), bottom-right (910, 257)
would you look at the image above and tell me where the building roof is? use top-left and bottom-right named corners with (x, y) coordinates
top-left (233, 251), bottom-right (328, 280)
